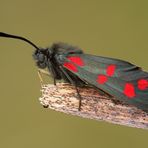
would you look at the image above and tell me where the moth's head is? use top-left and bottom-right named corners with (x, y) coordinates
top-left (33, 48), bottom-right (49, 69)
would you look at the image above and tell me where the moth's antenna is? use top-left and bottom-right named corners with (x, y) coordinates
top-left (0, 32), bottom-right (39, 50)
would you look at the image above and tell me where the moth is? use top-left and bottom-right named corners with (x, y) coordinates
top-left (0, 32), bottom-right (148, 112)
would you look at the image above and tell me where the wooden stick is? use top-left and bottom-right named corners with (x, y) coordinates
top-left (39, 83), bottom-right (148, 130)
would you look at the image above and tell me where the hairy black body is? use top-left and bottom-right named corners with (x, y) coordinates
top-left (33, 43), bottom-right (86, 86)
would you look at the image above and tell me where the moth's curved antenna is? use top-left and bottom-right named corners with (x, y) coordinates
top-left (0, 32), bottom-right (39, 50)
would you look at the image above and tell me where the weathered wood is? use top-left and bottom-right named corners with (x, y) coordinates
top-left (39, 83), bottom-right (148, 129)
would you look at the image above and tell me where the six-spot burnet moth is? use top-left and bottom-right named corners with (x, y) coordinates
top-left (0, 32), bottom-right (148, 112)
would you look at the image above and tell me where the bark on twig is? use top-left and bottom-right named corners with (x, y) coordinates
top-left (39, 83), bottom-right (148, 129)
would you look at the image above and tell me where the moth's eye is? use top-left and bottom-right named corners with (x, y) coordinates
top-left (38, 54), bottom-right (45, 62)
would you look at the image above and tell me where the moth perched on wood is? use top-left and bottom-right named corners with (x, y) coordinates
top-left (0, 32), bottom-right (148, 112)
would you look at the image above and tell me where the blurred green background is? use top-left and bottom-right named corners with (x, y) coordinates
top-left (0, 0), bottom-right (148, 148)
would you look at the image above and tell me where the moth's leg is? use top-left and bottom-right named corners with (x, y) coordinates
top-left (38, 69), bottom-right (56, 85)
top-left (50, 69), bottom-right (56, 85)
top-left (38, 69), bottom-right (51, 76)
top-left (48, 67), bottom-right (56, 85)
top-left (37, 69), bottom-right (50, 108)
top-left (37, 70), bottom-right (43, 86)
top-left (37, 69), bottom-right (51, 85)
top-left (47, 63), bottom-right (56, 85)
top-left (53, 76), bottom-right (56, 85)
top-left (59, 66), bottom-right (82, 111)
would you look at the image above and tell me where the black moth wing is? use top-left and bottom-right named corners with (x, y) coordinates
top-left (58, 53), bottom-right (148, 112)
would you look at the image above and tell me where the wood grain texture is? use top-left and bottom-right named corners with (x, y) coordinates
top-left (39, 83), bottom-right (148, 129)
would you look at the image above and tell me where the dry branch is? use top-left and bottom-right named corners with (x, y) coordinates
top-left (39, 83), bottom-right (148, 129)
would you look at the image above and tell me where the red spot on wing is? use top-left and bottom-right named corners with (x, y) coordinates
top-left (97, 75), bottom-right (108, 84)
top-left (124, 83), bottom-right (135, 98)
top-left (138, 79), bottom-right (148, 90)
top-left (96, 64), bottom-right (116, 85)
top-left (63, 62), bottom-right (78, 72)
top-left (68, 56), bottom-right (84, 66)
top-left (106, 64), bottom-right (116, 76)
